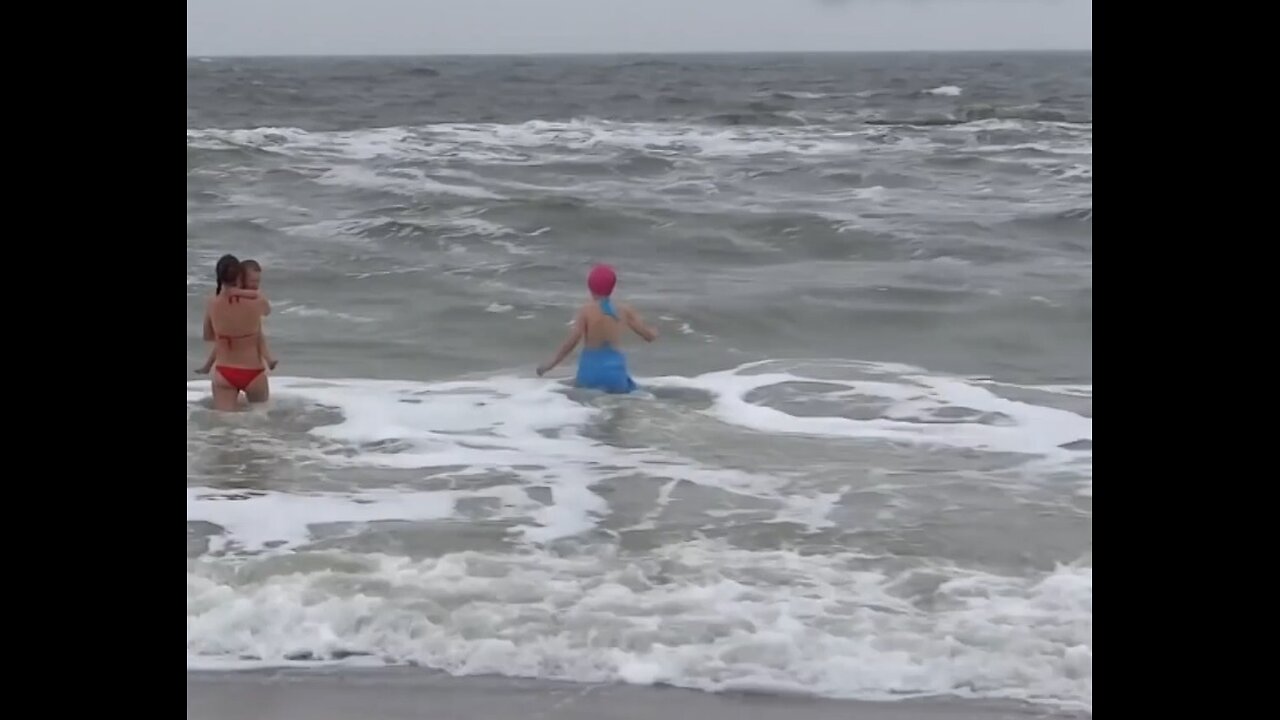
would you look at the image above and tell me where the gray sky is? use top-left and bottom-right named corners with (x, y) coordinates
top-left (187, 0), bottom-right (1092, 56)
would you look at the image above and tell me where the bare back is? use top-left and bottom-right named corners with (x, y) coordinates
top-left (581, 301), bottom-right (624, 349)
top-left (579, 298), bottom-right (657, 349)
top-left (207, 294), bottom-right (267, 368)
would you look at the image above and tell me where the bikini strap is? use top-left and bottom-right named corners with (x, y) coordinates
top-left (218, 331), bottom-right (258, 348)
top-left (599, 297), bottom-right (618, 320)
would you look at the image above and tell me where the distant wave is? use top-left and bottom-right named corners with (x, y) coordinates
top-left (701, 112), bottom-right (807, 127)
top-left (866, 106), bottom-right (1088, 127)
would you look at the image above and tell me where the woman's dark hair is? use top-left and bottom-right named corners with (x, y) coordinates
top-left (215, 254), bottom-right (241, 295)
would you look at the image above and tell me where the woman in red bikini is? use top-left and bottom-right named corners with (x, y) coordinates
top-left (203, 254), bottom-right (272, 411)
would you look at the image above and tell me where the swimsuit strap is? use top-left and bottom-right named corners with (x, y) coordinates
top-left (598, 297), bottom-right (618, 320)
top-left (217, 331), bottom-right (258, 348)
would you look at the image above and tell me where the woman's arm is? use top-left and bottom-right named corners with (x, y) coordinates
top-left (196, 346), bottom-right (216, 374)
top-left (537, 310), bottom-right (586, 376)
top-left (623, 304), bottom-right (658, 342)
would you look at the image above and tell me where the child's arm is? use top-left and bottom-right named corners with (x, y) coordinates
top-left (257, 332), bottom-right (278, 370)
top-left (225, 288), bottom-right (272, 316)
top-left (622, 304), bottom-right (658, 342)
top-left (536, 309), bottom-right (586, 376)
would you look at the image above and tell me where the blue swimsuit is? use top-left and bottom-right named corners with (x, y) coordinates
top-left (575, 297), bottom-right (638, 394)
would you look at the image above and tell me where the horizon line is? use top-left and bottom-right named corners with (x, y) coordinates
top-left (186, 48), bottom-right (1091, 59)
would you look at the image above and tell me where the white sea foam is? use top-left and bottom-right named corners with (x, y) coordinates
top-left (186, 362), bottom-right (1091, 709)
top-left (278, 302), bottom-right (375, 324)
top-left (926, 85), bottom-right (963, 96)
top-left (187, 126), bottom-right (415, 159)
top-left (188, 487), bottom-right (457, 553)
top-left (1059, 164), bottom-right (1092, 180)
top-left (959, 141), bottom-right (1093, 157)
top-left (187, 126), bottom-right (314, 151)
top-left (426, 119), bottom-right (868, 160)
top-left (188, 119), bottom-right (868, 166)
top-left (313, 166), bottom-right (503, 199)
top-left (188, 374), bottom-right (811, 544)
top-left (187, 119), bottom-right (1086, 221)
top-left (187, 362), bottom-right (1089, 548)
top-left (187, 543), bottom-right (1092, 711)
top-left (650, 361), bottom-right (1090, 461)
top-left (954, 118), bottom-right (1032, 132)
top-left (972, 379), bottom-right (1093, 399)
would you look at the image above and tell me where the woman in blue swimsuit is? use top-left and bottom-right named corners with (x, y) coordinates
top-left (537, 264), bottom-right (658, 393)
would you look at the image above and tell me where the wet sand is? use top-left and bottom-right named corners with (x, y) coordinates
top-left (187, 669), bottom-right (1086, 720)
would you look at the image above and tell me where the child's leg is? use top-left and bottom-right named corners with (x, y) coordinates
top-left (258, 333), bottom-right (278, 370)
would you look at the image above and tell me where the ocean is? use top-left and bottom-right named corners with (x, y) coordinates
top-left (186, 53), bottom-right (1092, 717)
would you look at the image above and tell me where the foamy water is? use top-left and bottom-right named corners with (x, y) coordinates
top-left (188, 544), bottom-right (1091, 708)
top-left (187, 361), bottom-right (1091, 711)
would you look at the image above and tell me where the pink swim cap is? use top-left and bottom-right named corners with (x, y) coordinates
top-left (587, 264), bottom-right (617, 296)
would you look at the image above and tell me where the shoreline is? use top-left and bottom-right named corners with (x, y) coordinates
top-left (187, 668), bottom-right (1087, 720)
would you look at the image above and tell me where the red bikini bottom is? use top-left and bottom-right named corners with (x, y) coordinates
top-left (216, 366), bottom-right (264, 391)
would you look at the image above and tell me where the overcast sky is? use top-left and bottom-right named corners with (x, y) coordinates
top-left (187, 0), bottom-right (1092, 57)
